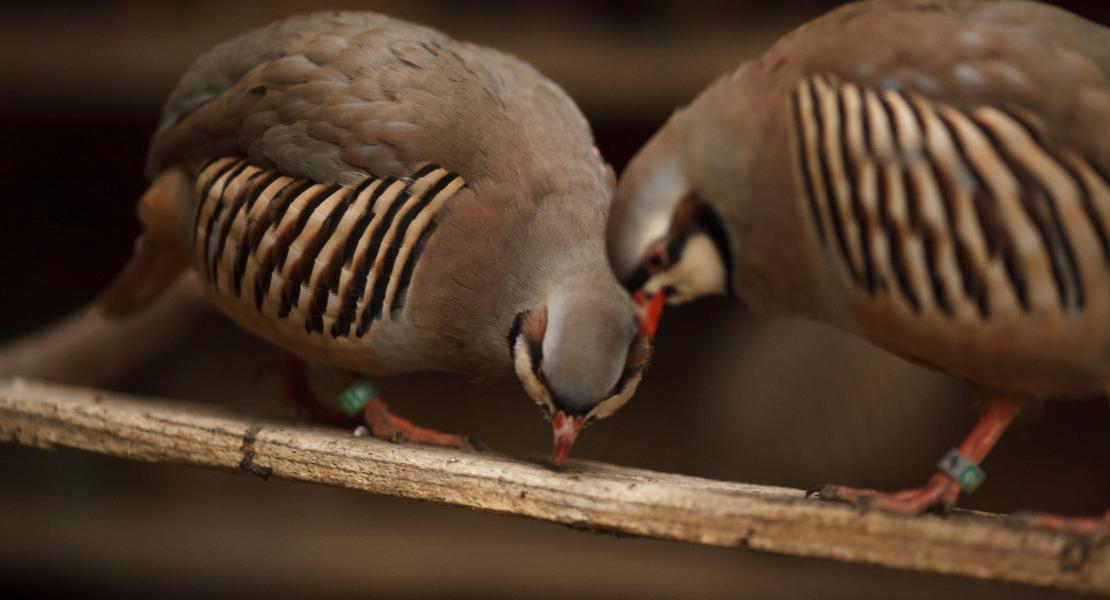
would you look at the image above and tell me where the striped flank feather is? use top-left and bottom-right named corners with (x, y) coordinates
top-left (191, 158), bottom-right (466, 338)
top-left (792, 74), bottom-right (1110, 320)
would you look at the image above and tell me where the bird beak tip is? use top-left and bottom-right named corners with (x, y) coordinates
top-left (551, 411), bottom-right (584, 466)
top-left (633, 290), bottom-right (665, 339)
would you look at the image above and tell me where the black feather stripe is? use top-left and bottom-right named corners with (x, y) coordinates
top-left (333, 179), bottom-right (404, 337)
top-left (251, 179), bottom-right (315, 312)
top-left (904, 169), bottom-right (953, 315)
top-left (809, 81), bottom-right (859, 282)
top-left (330, 178), bottom-right (385, 290)
top-left (202, 160), bottom-right (252, 285)
top-left (193, 159), bottom-right (243, 243)
top-left (1060, 158), bottom-right (1110, 265)
top-left (906, 97), bottom-right (986, 316)
top-left (301, 178), bottom-right (380, 334)
top-left (231, 171), bottom-right (284, 298)
top-left (878, 168), bottom-right (920, 311)
top-left (1037, 184), bottom-right (1085, 308)
top-left (409, 163), bottom-right (440, 180)
top-left (357, 172), bottom-right (456, 336)
top-left (388, 172), bottom-right (461, 318)
top-left (274, 184), bottom-right (344, 319)
top-left (936, 111), bottom-right (1030, 311)
top-left (284, 187), bottom-right (354, 331)
top-left (196, 157), bottom-right (218, 174)
top-left (837, 85), bottom-right (876, 293)
top-left (975, 117), bottom-right (1075, 309)
top-left (390, 221), bottom-right (438, 318)
top-left (210, 164), bottom-right (263, 291)
top-left (1005, 110), bottom-right (1109, 268)
top-left (999, 110), bottom-right (1091, 306)
top-left (792, 84), bottom-right (827, 246)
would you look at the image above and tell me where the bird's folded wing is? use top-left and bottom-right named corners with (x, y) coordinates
top-left (147, 12), bottom-right (519, 186)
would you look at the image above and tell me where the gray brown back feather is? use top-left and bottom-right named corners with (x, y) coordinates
top-left (147, 11), bottom-right (620, 378)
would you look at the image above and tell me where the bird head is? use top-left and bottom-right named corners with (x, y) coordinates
top-left (507, 280), bottom-right (651, 465)
top-left (606, 120), bottom-right (735, 336)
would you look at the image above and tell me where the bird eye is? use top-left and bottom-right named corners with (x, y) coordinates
top-left (643, 242), bottom-right (669, 273)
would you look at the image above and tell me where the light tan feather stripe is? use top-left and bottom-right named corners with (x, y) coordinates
top-left (333, 178), bottom-right (407, 337)
top-left (192, 158), bottom-right (242, 245)
top-left (274, 183), bottom-right (346, 319)
top-left (883, 89), bottom-right (957, 316)
top-left (199, 160), bottom-right (253, 286)
top-left (934, 108), bottom-right (1033, 311)
top-left (208, 165), bottom-right (264, 292)
top-left (1057, 150), bottom-right (1110, 264)
top-left (192, 160), bottom-right (466, 337)
top-left (355, 167), bottom-right (449, 336)
top-left (229, 171), bottom-right (286, 298)
top-left (813, 76), bottom-right (865, 284)
top-left (384, 171), bottom-right (466, 317)
top-left (250, 178), bottom-right (317, 312)
top-left (1001, 109), bottom-right (1110, 276)
top-left (794, 74), bottom-right (1110, 319)
top-left (792, 81), bottom-right (828, 247)
top-left (972, 109), bottom-right (1076, 309)
top-left (836, 82), bottom-right (878, 293)
top-left (309, 177), bottom-right (380, 335)
top-left (908, 95), bottom-right (990, 316)
top-left (863, 88), bottom-right (921, 310)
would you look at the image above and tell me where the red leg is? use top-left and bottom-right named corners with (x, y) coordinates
top-left (821, 395), bottom-right (1023, 513)
top-left (1017, 509), bottom-right (1110, 538)
top-left (362, 396), bottom-right (476, 449)
top-left (267, 354), bottom-right (351, 424)
top-left (261, 354), bottom-right (479, 450)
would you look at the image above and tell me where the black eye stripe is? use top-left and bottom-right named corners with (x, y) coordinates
top-left (693, 202), bottom-right (735, 295)
top-left (526, 338), bottom-right (544, 376)
top-left (507, 312), bottom-right (525, 360)
top-left (507, 310), bottom-right (544, 376)
top-left (664, 231), bottom-right (689, 264)
top-left (622, 266), bottom-right (651, 292)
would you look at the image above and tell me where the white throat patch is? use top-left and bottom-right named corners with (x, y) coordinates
top-left (643, 232), bottom-right (727, 303)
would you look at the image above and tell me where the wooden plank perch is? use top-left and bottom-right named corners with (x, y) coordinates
top-left (0, 378), bottom-right (1106, 594)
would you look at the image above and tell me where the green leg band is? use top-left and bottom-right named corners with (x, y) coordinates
top-left (938, 448), bottom-right (985, 494)
top-left (336, 377), bottom-right (378, 418)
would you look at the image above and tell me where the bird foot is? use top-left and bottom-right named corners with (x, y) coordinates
top-left (362, 396), bottom-right (482, 451)
top-left (260, 354), bottom-right (351, 424)
top-left (1013, 510), bottom-right (1110, 540)
top-left (820, 472), bottom-right (962, 515)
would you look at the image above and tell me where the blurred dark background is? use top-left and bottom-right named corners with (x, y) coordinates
top-left (1, 1), bottom-right (1108, 598)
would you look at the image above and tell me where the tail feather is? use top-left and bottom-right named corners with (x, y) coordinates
top-left (96, 236), bottom-right (188, 317)
top-left (96, 168), bottom-right (192, 317)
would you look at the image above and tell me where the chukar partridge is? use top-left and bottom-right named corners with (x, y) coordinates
top-left (608, 0), bottom-right (1109, 522)
top-left (100, 11), bottom-right (650, 464)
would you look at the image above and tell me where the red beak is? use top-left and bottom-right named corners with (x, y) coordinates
top-left (632, 290), bottom-right (665, 339)
top-left (551, 410), bottom-right (585, 466)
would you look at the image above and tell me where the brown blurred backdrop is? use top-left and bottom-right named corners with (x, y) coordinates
top-left (1, 1), bottom-right (1107, 598)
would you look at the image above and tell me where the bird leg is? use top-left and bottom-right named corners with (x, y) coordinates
top-left (269, 354), bottom-right (351, 424)
top-left (361, 396), bottom-right (474, 449)
top-left (821, 395), bottom-right (1023, 514)
top-left (1016, 509), bottom-right (1110, 538)
top-left (266, 354), bottom-right (476, 449)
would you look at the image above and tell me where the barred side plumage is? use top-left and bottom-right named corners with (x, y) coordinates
top-left (792, 74), bottom-right (1110, 321)
top-left (191, 158), bottom-right (465, 340)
